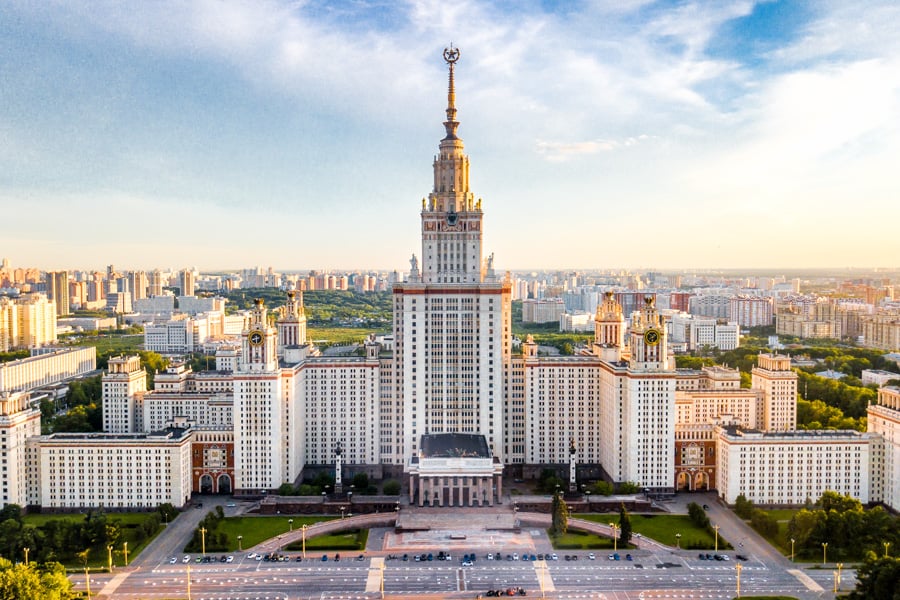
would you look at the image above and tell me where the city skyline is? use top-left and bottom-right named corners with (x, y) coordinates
top-left (3, 1), bottom-right (900, 271)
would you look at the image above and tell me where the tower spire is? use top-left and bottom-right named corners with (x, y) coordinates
top-left (442, 45), bottom-right (460, 141)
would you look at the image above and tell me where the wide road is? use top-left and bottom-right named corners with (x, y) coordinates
top-left (73, 545), bottom-right (850, 599)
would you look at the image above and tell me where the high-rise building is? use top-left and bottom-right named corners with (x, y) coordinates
top-left (47, 271), bottom-right (69, 316)
top-left (181, 269), bottom-right (196, 297)
top-left (148, 269), bottom-right (164, 297)
top-left (392, 46), bottom-right (512, 467)
top-left (2, 293), bottom-right (57, 349)
top-left (130, 270), bottom-right (149, 301)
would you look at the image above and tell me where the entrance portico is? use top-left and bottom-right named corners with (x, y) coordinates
top-left (407, 433), bottom-right (504, 507)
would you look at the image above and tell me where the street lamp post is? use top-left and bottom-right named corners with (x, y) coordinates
top-left (835, 562), bottom-right (843, 592)
top-left (187, 564), bottom-right (192, 600)
top-left (341, 507), bottom-right (346, 520)
top-left (790, 538), bottom-right (795, 562)
top-left (107, 545), bottom-right (114, 572)
top-left (609, 522), bottom-right (619, 552)
top-left (23, 547), bottom-right (29, 566)
top-left (714, 524), bottom-right (720, 554)
top-left (822, 542), bottom-right (828, 566)
top-left (289, 518), bottom-right (294, 532)
top-left (884, 541), bottom-right (891, 558)
top-left (736, 562), bottom-right (743, 598)
top-left (237, 535), bottom-right (243, 552)
top-left (123, 541), bottom-right (128, 567)
top-left (302, 524), bottom-right (308, 559)
top-left (84, 566), bottom-right (91, 599)
top-left (200, 527), bottom-right (207, 556)
top-left (675, 533), bottom-right (681, 549)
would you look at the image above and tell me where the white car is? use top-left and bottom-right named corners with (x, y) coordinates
top-left (247, 553), bottom-right (256, 559)
top-left (169, 557), bottom-right (177, 564)
top-left (182, 556), bottom-right (190, 564)
top-left (550, 554), bottom-right (558, 561)
top-left (512, 553), bottom-right (518, 561)
top-left (588, 553), bottom-right (595, 560)
top-left (226, 556), bottom-right (234, 563)
top-left (486, 553), bottom-right (494, 560)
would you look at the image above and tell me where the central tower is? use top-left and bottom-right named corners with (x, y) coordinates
top-left (393, 47), bottom-right (512, 471)
top-left (420, 47), bottom-right (484, 284)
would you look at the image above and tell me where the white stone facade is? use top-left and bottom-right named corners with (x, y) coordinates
top-left (37, 428), bottom-right (193, 509)
top-left (716, 426), bottom-right (875, 505)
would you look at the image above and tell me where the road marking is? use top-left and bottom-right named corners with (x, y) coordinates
top-left (97, 569), bottom-right (131, 597)
top-left (365, 557), bottom-right (385, 592)
top-left (786, 568), bottom-right (824, 592)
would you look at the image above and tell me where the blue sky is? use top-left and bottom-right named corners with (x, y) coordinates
top-left (2, 0), bottom-right (899, 272)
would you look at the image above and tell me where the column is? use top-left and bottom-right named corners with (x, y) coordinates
top-left (477, 477), bottom-right (484, 506)
top-left (496, 474), bottom-right (502, 503)
top-left (410, 474), bottom-right (416, 505)
top-left (418, 476), bottom-right (424, 507)
top-left (437, 478), bottom-right (444, 507)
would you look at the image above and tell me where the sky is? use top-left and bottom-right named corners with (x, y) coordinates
top-left (2, 0), bottom-right (899, 273)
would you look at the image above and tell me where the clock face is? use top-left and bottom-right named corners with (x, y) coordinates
top-left (644, 328), bottom-right (661, 346)
top-left (248, 330), bottom-right (264, 346)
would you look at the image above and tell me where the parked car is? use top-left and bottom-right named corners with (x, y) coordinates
top-left (588, 553), bottom-right (595, 560)
top-left (625, 554), bottom-right (633, 561)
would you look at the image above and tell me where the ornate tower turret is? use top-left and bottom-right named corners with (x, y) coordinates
top-left (595, 292), bottom-right (625, 346)
top-left (629, 296), bottom-right (669, 369)
top-left (277, 290), bottom-right (307, 356)
top-left (241, 298), bottom-right (277, 372)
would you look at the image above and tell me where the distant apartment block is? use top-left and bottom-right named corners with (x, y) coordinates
top-left (861, 311), bottom-right (900, 352)
top-left (522, 298), bottom-right (565, 324)
top-left (729, 296), bottom-right (773, 327)
top-left (688, 293), bottom-right (731, 319)
top-left (0, 294), bottom-right (58, 351)
top-left (46, 271), bottom-right (69, 317)
top-left (668, 313), bottom-right (740, 351)
top-left (559, 312), bottom-right (593, 332)
top-left (862, 369), bottom-right (900, 387)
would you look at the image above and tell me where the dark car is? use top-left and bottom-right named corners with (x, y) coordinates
top-left (321, 554), bottom-right (328, 561)
top-left (736, 554), bottom-right (748, 561)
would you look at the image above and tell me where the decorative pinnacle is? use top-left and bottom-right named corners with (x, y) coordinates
top-left (442, 45), bottom-right (460, 141)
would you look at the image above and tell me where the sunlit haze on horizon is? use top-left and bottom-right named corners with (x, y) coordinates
top-left (2, 1), bottom-right (899, 272)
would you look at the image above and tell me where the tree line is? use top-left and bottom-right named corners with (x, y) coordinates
top-left (736, 491), bottom-right (900, 563)
top-left (0, 504), bottom-right (172, 567)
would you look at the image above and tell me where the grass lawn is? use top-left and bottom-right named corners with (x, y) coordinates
top-left (217, 516), bottom-right (335, 551)
top-left (580, 514), bottom-right (723, 549)
top-left (285, 529), bottom-right (369, 552)
top-left (548, 530), bottom-right (616, 550)
top-left (72, 334), bottom-right (144, 354)
top-left (308, 328), bottom-right (379, 345)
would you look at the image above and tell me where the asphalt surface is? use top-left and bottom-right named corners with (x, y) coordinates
top-left (75, 492), bottom-right (854, 599)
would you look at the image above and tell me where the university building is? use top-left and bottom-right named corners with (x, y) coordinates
top-left (4, 49), bottom-right (900, 513)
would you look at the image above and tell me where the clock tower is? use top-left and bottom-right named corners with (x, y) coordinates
top-left (240, 298), bottom-right (277, 372)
